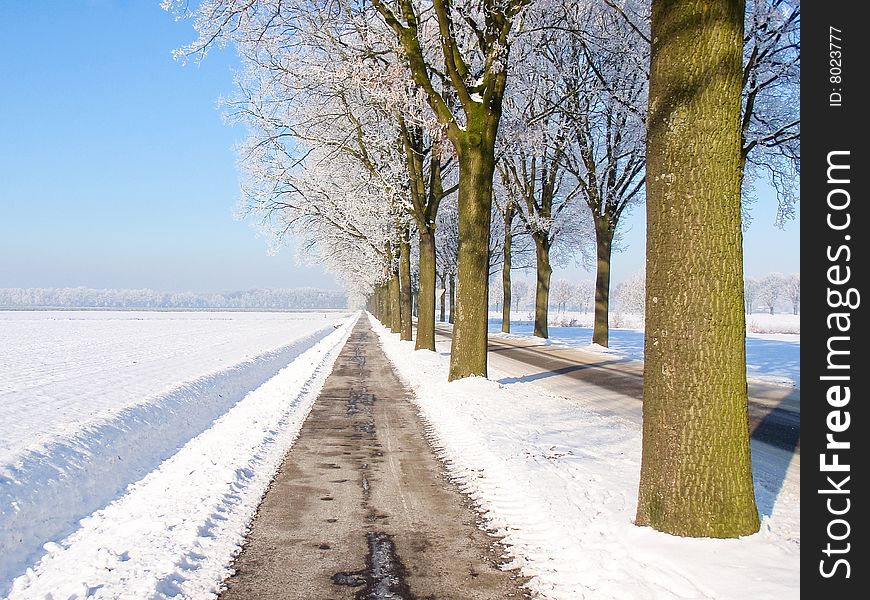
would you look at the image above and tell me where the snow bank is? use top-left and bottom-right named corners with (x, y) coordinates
top-left (373, 314), bottom-right (799, 600)
top-left (0, 311), bottom-right (352, 595)
top-left (491, 311), bottom-right (801, 335)
top-left (5, 313), bottom-right (358, 599)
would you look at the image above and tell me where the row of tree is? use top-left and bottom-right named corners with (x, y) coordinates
top-left (489, 273), bottom-right (646, 317)
top-left (746, 272), bottom-right (800, 314)
top-left (493, 269), bottom-right (800, 320)
top-left (167, 0), bottom-right (799, 538)
top-left (0, 287), bottom-right (346, 310)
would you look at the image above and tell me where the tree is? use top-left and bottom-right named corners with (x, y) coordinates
top-left (613, 271), bottom-right (645, 315)
top-left (497, 14), bottom-right (593, 340)
top-left (743, 275), bottom-right (760, 314)
top-left (759, 272), bottom-right (787, 314)
top-left (785, 272), bottom-right (799, 315)
top-left (511, 279), bottom-right (530, 314)
top-left (557, 2), bottom-right (648, 348)
top-left (550, 278), bottom-right (573, 314)
top-left (741, 0), bottom-right (800, 225)
top-left (573, 279), bottom-right (595, 314)
top-left (637, 0), bottom-right (760, 538)
top-left (370, 0), bottom-right (533, 380)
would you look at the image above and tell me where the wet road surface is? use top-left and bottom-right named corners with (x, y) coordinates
top-left (220, 319), bottom-right (529, 599)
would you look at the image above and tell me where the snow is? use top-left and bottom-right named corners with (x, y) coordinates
top-left (489, 317), bottom-right (800, 387)
top-left (372, 313), bottom-right (799, 600)
top-left (0, 310), bottom-right (356, 597)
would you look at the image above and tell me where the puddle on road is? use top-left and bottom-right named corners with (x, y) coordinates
top-left (332, 532), bottom-right (416, 600)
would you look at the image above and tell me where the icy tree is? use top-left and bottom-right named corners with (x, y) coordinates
top-left (497, 12), bottom-right (594, 339)
top-left (435, 194), bottom-right (460, 324)
top-left (759, 272), bottom-right (787, 314)
top-left (637, 0), bottom-right (760, 537)
top-left (511, 278), bottom-right (530, 314)
top-left (613, 271), bottom-right (645, 315)
top-left (369, 0), bottom-right (533, 379)
top-left (785, 272), bottom-right (799, 315)
top-left (573, 279), bottom-right (595, 314)
top-left (741, 0), bottom-right (800, 225)
top-left (492, 177), bottom-right (534, 333)
top-left (550, 279), bottom-right (573, 315)
top-left (743, 276), bottom-right (760, 314)
top-left (556, 1), bottom-right (649, 348)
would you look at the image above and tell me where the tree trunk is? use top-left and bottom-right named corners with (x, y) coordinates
top-left (448, 142), bottom-right (496, 380)
top-left (379, 283), bottom-right (389, 326)
top-left (501, 205), bottom-right (513, 334)
top-left (448, 271), bottom-right (455, 325)
top-left (416, 230), bottom-right (437, 350)
top-left (593, 218), bottom-right (614, 347)
top-left (399, 231), bottom-right (413, 341)
top-left (532, 236), bottom-right (552, 338)
top-left (389, 268), bottom-right (401, 334)
top-left (439, 272), bottom-right (447, 322)
top-left (637, 0), bottom-right (759, 538)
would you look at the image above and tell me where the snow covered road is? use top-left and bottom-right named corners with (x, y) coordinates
top-left (0, 310), bottom-right (355, 597)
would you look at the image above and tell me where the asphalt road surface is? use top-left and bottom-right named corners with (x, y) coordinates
top-left (435, 325), bottom-right (800, 458)
top-left (220, 319), bottom-right (529, 600)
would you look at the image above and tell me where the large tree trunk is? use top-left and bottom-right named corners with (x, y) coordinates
top-left (532, 236), bottom-right (552, 338)
top-left (416, 231), bottom-right (437, 350)
top-left (448, 142), bottom-right (495, 380)
top-left (448, 271), bottom-right (455, 325)
top-left (399, 231), bottom-right (413, 341)
top-left (501, 204), bottom-right (513, 333)
top-left (593, 218), bottom-right (615, 347)
top-left (636, 0), bottom-right (759, 538)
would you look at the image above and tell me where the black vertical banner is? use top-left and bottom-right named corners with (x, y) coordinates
top-left (803, 1), bottom-right (867, 596)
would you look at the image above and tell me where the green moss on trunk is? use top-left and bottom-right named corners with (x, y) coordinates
top-left (448, 138), bottom-right (496, 380)
top-left (501, 203), bottom-right (514, 334)
top-left (399, 231), bottom-right (413, 342)
top-left (416, 231), bottom-right (437, 350)
top-left (533, 236), bottom-right (552, 339)
top-left (636, 0), bottom-right (759, 538)
top-left (593, 220), bottom-right (614, 347)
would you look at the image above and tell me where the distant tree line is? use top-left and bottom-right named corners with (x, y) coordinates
top-left (0, 287), bottom-right (347, 310)
top-left (493, 270), bottom-right (799, 317)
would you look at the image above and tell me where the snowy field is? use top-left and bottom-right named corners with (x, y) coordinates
top-left (0, 310), bottom-right (356, 598)
top-left (375, 314), bottom-right (799, 600)
top-left (489, 315), bottom-right (800, 387)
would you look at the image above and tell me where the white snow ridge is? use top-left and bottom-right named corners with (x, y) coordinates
top-left (1, 311), bottom-right (357, 599)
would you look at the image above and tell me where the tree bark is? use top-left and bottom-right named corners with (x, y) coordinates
top-left (439, 272), bottom-right (447, 322)
top-left (501, 203), bottom-right (514, 334)
top-left (448, 141), bottom-right (495, 380)
top-left (637, 0), bottom-right (759, 538)
top-left (388, 243), bottom-right (401, 335)
top-left (532, 235), bottom-right (552, 339)
top-left (399, 230), bottom-right (413, 341)
top-left (415, 230), bottom-right (437, 350)
top-left (593, 217), bottom-right (615, 347)
top-left (448, 271), bottom-right (455, 325)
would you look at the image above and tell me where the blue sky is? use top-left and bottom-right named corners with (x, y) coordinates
top-left (0, 1), bottom-right (798, 293)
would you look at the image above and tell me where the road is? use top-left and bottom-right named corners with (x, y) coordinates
top-left (220, 319), bottom-right (529, 599)
top-left (435, 325), bottom-right (800, 458)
